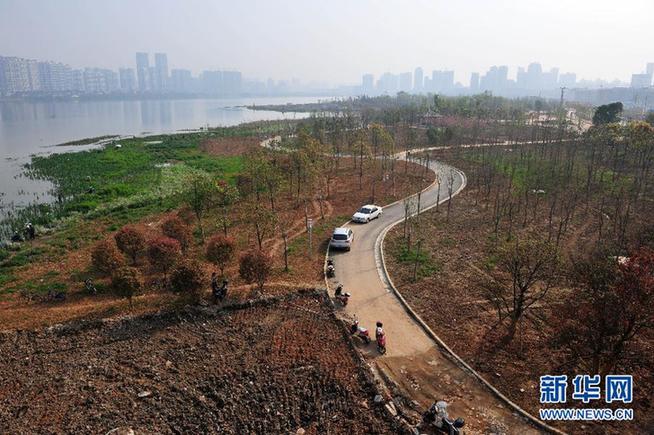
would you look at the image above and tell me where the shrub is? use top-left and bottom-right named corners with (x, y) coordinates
top-left (161, 216), bottom-right (192, 252)
top-left (114, 225), bottom-right (146, 264)
top-left (206, 234), bottom-right (235, 274)
top-left (239, 249), bottom-right (271, 292)
top-left (169, 259), bottom-right (205, 301)
top-left (176, 207), bottom-right (195, 225)
top-left (91, 238), bottom-right (125, 275)
top-left (147, 236), bottom-right (181, 273)
top-left (111, 266), bottom-right (143, 306)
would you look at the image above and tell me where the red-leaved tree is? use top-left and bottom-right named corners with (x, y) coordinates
top-left (114, 225), bottom-right (146, 264)
top-left (206, 234), bottom-right (235, 275)
top-left (147, 236), bottom-right (181, 273)
top-left (239, 249), bottom-right (271, 293)
top-left (91, 238), bottom-right (125, 275)
top-left (161, 216), bottom-right (192, 252)
top-left (169, 260), bottom-right (205, 302)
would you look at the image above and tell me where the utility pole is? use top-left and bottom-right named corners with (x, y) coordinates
top-left (559, 86), bottom-right (566, 108)
top-left (307, 218), bottom-right (313, 257)
top-left (558, 87), bottom-right (567, 141)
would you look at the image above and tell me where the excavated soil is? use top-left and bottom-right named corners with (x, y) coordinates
top-left (0, 291), bottom-right (402, 434)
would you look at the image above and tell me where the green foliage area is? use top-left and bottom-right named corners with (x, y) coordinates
top-left (394, 244), bottom-right (441, 278)
top-left (0, 121), bottom-right (292, 287)
top-left (592, 102), bottom-right (623, 126)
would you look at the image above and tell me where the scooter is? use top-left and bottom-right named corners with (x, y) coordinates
top-left (334, 284), bottom-right (350, 306)
top-left (326, 258), bottom-right (335, 278)
top-left (421, 401), bottom-right (465, 435)
top-left (350, 319), bottom-right (371, 344)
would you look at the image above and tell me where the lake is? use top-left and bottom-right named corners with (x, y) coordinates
top-left (0, 96), bottom-right (319, 216)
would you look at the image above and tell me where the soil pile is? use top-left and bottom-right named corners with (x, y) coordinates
top-left (0, 292), bottom-right (398, 434)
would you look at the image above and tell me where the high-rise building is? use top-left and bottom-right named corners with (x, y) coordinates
top-left (377, 72), bottom-right (398, 94)
top-left (559, 72), bottom-right (576, 88)
top-left (526, 62), bottom-right (543, 89)
top-left (37, 61), bottom-right (73, 92)
top-left (542, 68), bottom-right (559, 89)
top-left (153, 53), bottom-right (168, 91)
top-left (83, 68), bottom-right (118, 93)
top-left (470, 72), bottom-right (480, 92)
top-left (222, 71), bottom-right (242, 94)
top-left (119, 68), bottom-right (136, 92)
top-left (361, 73), bottom-right (374, 95)
top-left (71, 69), bottom-right (84, 92)
top-left (0, 56), bottom-right (40, 93)
top-left (170, 69), bottom-right (192, 93)
top-left (430, 70), bottom-right (454, 93)
top-left (631, 73), bottom-right (652, 88)
top-left (201, 70), bottom-right (223, 94)
top-left (135, 52), bottom-right (149, 92)
top-left (413, 67), bottom-right (423, 92)
top-left (647, 63), bottom-right (654, 76)
top-left (399, 72), bottom-right (412, 92)
top-left (0, 58), bottom-right (6, 94)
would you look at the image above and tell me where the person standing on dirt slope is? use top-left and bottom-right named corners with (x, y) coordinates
top-left (211, 272), bottom-right (220, 304)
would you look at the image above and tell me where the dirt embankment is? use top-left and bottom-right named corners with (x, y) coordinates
top-left (0, 291), bottom-right (402, 434)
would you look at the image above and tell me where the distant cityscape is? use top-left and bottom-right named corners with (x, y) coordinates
top-left (0, 52), bottom-right (336, 98)
top-left (362, 62), bottom-right (654, 109)
top-left (1, 52), bottom-right (653, 109)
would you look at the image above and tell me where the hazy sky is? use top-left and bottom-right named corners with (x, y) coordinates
top-left (1, 0), bottom-right (652, 85)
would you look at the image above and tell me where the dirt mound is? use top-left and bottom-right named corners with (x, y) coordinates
top-left (0, 291), bottom-right (400, 434)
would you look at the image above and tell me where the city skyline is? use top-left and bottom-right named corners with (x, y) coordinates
top-left (1, 0), bottom-right (653, 86)
top-left (2, 50), bottom-right (653, 103)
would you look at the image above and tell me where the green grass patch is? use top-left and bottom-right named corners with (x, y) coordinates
top-left (394, 244), bottom-right (441, 279)
top-left (0, 247), bottom-right (46, 268)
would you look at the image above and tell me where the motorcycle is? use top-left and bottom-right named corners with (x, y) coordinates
top-left (350, 319), bottom-right (371, 344)
top-left (326, 258), bottom-right (335, 278)
top-left (46, 289), bottom-right (66, 302)
top-left (84, 278), bottom-right (97, 295)
top-left (334, 284), bottom-right (350, 306)
top-left (421, 401), bottom-right (465, 435)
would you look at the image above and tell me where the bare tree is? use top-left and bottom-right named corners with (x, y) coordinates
top-left (483, 237), bottom-right (559, 342)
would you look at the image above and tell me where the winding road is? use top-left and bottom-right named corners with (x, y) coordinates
top-left (327, 155), bottom-right (553, 434)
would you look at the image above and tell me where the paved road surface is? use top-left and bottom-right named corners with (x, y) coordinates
top-left (328, 158), bottom-right (546, 434)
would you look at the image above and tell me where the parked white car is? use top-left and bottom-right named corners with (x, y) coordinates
top-left (330, 227), bottom-right (354, 251)
top-left (352, 204), bottom-right (382, 223)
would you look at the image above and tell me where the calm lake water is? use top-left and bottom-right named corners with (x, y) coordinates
top-left (0, 96), bottom-right (319, 216)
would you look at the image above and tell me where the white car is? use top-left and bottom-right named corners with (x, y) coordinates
top-left (330, 227), bottom-right (354, 251)
top-left (352, 204), bottom-right (382, 223)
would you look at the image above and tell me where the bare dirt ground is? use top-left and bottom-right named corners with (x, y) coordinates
top-left (384, 150), bottom-right (654, 434)
top-left (0, 291), bottom-right (402, 434)
top-left (199, 136), bottom-right (261, 156)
